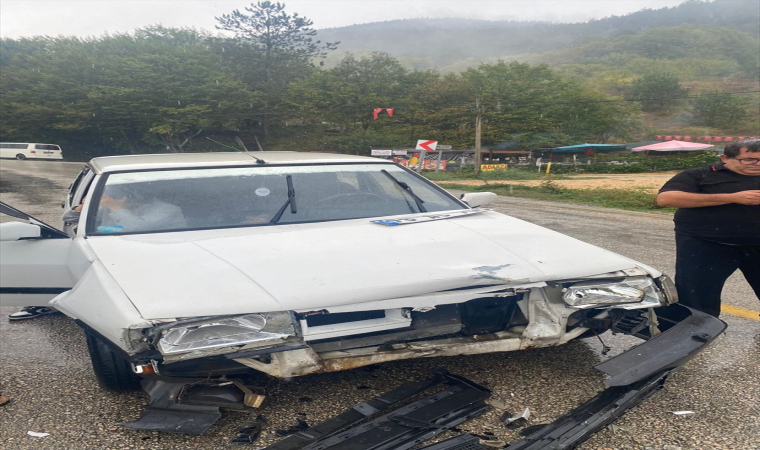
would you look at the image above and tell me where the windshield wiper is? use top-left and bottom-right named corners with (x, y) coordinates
top-left (269, 175), bottom-right (297, 224)
top-left (381, 170), bottom-right (427, 212)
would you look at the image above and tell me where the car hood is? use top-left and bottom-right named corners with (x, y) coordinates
top-left (86, 211), bottom-right (645, 320)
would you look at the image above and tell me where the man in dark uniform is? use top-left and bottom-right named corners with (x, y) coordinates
top-left (657, 139), bottom-right (760, 317)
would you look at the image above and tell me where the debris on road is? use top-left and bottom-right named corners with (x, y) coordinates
top-left (232, 414), bottom-right (267, 445)
top-left (501, 407), bottom-right (531, 429)
top-left (27, 431), bottom-right (50, 438)
top-left (275, 416), bottom-right (309, 437)
top-left (263, 369), bottom-right (491, 450)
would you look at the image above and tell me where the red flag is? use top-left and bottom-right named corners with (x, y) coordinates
top-left (386, 108), bottom-right (394, 117)
top-left (372, 108), bottom-right (383, 120)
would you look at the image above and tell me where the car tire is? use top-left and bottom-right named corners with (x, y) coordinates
top-left (84, 331), bottom-right (142, 392)
top-left (15, 154), bottom-right (26, 160)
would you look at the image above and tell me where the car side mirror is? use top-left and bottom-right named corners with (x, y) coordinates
top-left (0, 222), bottom-right (42, 241)
top-left (459, 192), bottom-right (498, 208)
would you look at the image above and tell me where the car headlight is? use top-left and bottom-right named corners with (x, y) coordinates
top-left (562, 277), bottom-right (665, 310)
top-left (158, 312), bottom-right (295, 355)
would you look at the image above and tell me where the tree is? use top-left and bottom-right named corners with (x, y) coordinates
top-left (692, 91), bottom-right (751, 129)
top-left (216, 2), bottom-right (338, 138)
top-left (625, 72), bottom-right (690, 113)
top-left (0, 28), bottom-right (256, 157)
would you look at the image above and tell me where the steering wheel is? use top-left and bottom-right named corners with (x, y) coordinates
top-left (316, 192), bottom-right (385, 204)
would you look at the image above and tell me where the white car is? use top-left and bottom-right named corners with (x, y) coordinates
top-left (0, 151), bottom-right (724, 437)
top-left (0, 142), bottom-right (64, 160)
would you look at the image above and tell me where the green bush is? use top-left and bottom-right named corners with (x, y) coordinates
top-left (540, 152), bottom-right (719, 174)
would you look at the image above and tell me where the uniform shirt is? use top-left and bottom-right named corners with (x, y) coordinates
top-left (659, 163), bottom-right (760, 245)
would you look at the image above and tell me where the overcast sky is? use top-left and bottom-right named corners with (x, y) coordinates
top-left (0, 0), bottom-right (688, 38)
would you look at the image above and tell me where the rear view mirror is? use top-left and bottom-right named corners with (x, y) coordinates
top-left (459, 192), bottom-right (498, 208)
top-left (0, 222), bottom-right (42, 241)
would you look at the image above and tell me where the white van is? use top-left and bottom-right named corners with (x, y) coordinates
top-left (0, 143), bottom-right (64, 160)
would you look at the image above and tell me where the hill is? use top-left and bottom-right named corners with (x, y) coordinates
top-left (317, 0), bottom-right (760, 75)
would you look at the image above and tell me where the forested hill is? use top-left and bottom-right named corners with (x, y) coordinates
top-left (317, 0), bottom-right (760, 71)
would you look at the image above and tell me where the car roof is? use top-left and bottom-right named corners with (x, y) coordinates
top-left (88, 151), bottom-right (389, 174)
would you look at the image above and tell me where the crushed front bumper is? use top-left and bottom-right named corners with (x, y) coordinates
top-left (123, 304), bottom-right (726, 447)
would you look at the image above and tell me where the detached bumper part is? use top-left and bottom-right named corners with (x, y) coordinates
top-left (596, 304), bottom-right (726, 386)
top-left (503, 370), bottom-right (671, 450)
top-left (264, 369), bottom-right (491, 450)
top-left (121, 378), bottom-right (265, 434)
top-left (423, 305), bottom-right (726, 450)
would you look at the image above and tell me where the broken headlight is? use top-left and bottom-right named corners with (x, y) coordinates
top-left (562, 277), bottom-right (665, 310)
top-left (158, 312), bottom-right (295, 355)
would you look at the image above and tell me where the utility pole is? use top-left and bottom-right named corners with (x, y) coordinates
top-left (474, 96), bottom-right (482, 175)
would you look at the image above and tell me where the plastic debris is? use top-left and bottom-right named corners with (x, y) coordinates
top-left (501, 407), bottom-right (531, 429)
top-left (231, 414), bottom-right (266, 445)
top-left (672, 411), bottom-right (695, 415)
top-left (480, 439), bottom-right (507, 448)
top-left (275, 416), bottom-right (309, 437)
top-left (27, 431), bottom-right (50, 438)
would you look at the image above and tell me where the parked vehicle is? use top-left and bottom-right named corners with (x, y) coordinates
top-left (0, 151), bottom-right (724, 435)
top-left (0, 142), bottom-right (63, 160)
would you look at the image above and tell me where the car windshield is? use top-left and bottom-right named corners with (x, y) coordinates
top-left (87, 163), bottom-right (465, 235)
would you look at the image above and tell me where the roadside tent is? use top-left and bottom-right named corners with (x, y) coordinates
top-left (632, 140), bottom-right (714, 152)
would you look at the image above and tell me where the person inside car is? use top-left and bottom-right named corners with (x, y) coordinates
top-left (95, 185), bottom-right (187, 233)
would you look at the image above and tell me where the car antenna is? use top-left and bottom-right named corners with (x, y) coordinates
top-left (235, 136), bottom-right (266, 164)
top-left (205, 136), bottom-right (266, 164)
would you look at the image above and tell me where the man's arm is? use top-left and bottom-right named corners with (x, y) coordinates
top-left (657, 190), bottom-right (760, 207)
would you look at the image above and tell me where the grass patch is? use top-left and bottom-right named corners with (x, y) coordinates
top-left (438, 180), bottom-right (676, 213)
top-left (423, 167), bottom-right (566, 182)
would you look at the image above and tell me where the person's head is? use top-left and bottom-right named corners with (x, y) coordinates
top-left (720, 139), bottom-right (760, 176)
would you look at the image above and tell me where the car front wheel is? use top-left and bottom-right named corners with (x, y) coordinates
top-left (84, 331), bottom-right (141, 392)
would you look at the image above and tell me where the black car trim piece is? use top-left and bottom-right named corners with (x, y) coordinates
top-left (264, 369), bottom-right (490, 450)
top-left (121, 378), bottom-right (223, 434)
top-left (0, 287), bottom-right (69, 295)
top-left (417, 433), bottom-right (484, 450)
top-left (503, 370), bottom-right (671, 450)
top-left (595, 305), bottom-right (726, 386)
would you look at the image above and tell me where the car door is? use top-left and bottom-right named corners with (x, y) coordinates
top-left (0, 202), bottom-right (76, 307)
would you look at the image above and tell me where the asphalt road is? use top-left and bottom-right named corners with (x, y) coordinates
top-left (1, 159), bottom-right (758, 450)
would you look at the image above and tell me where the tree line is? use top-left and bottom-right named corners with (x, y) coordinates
top-left (0, 2), bottom-right (754, 161)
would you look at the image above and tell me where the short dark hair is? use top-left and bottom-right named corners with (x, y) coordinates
top-left (724, 139), bottom-right (760, 157)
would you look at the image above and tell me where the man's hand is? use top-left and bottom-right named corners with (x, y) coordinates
top-left (100, 195), bottom-right (127, 211)
top-left (729, 190), bottom-right (760, 205)
top-left (657, 190), bottom-right (760, 208)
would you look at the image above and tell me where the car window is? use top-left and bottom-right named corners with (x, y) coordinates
top-left (67, 166), bottom-right (90, 206)
top-left (87, 164), bottom-right (465, 235)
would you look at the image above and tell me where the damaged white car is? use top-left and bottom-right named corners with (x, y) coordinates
top-left (0, 152), bottom-right (724, 437)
